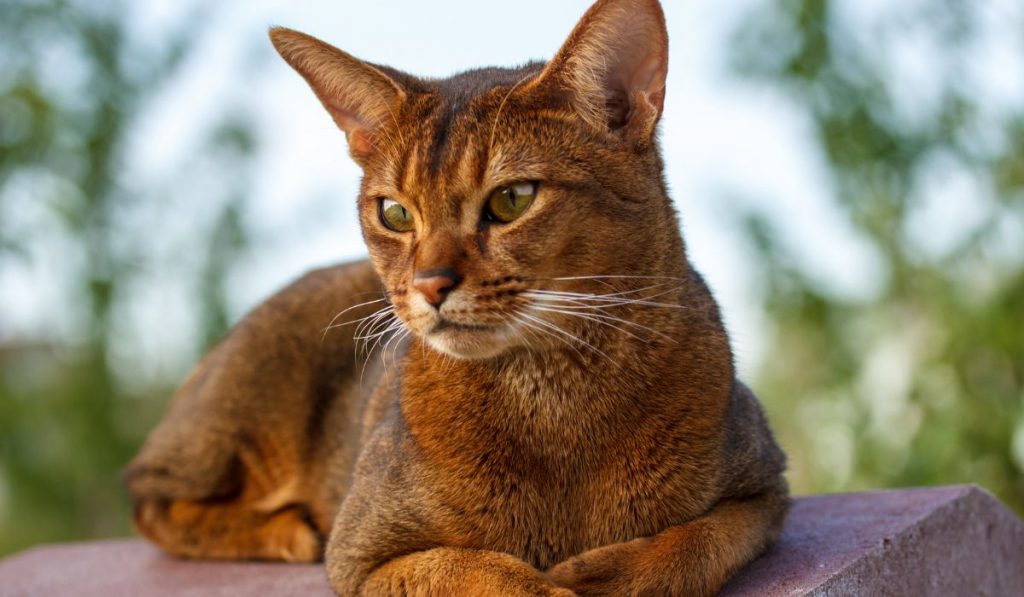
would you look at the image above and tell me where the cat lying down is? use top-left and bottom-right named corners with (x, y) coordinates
top-left (125, 0), bottom-right (789, 594)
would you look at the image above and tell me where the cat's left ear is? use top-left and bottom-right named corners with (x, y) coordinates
top-left (532, 0), bottom-right (668, 145)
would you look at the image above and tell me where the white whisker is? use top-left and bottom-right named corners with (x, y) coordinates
top-left (320, 297), bottom-right (389, 341)
top-left (530, 305), bottom-right (676, 343)
top-left (523, 289), bottom-right (687, 311)
top-left (531, 282), bottom-right (676, 299)
top-left (352, 307), bottom-right (396, 341)
top-left (513, 315), bottom-right (588, 362)
top-left (381, 322), bottom-right (410, 368)
top-left (354, 311), bottom-right (399, 359)
top-left (359, 317), bottom-right (405, 386)
top-left (519, 311), bottom-right (611, 361)
top-left (354, 310), bottom-right (398, 342)
top-left (546, 275), bottom-right (687, 282)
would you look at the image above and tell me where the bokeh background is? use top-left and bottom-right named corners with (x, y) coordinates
top-left (1, 0), bottom-right (1022, 557)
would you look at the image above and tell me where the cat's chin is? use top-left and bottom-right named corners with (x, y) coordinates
top-left (423, 324), bottom-right (516, 361)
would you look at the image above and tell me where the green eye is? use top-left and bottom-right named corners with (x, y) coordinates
top-left (379, 198), bottom-right (414, 232)
top-left (486, 182), bottom-right (537, 223)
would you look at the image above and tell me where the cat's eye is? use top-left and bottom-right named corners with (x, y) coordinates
top-left (379, 198), bottom-right (415, 232)
top-left (485, 182), bottom-right (537, 223)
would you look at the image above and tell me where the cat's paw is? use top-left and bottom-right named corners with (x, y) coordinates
top-left (546, 538), bottom-right (650, 596)
top-left (133, 498), bottom-right (324, 562)
top-left (268, 507), bottom-right (323, 563)
top-left (355, 547), bottom-right (576, 597)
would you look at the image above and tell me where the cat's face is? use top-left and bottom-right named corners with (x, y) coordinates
top-left (356, 70), bottom-right (668, 358)
top-left (273, 0), bottom-right (673, 359)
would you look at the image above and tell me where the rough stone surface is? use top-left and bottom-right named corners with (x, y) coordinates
top-left (721, 485), bottom-right (1024, 596)
top-left (1, 485), bottom-right (1021, 596)
top-left (0, 539), bottom-right (330, 597)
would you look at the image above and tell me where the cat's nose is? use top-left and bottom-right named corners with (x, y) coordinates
top-left (413, 268), bottom-right (462, 308)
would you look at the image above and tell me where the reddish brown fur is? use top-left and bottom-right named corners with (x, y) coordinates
top-left (126, 1), bottom-right (789, 594)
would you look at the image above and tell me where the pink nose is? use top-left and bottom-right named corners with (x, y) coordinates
top-left (413, 269), bottom-right (461, 307)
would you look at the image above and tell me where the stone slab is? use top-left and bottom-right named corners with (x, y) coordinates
top-left (1, 485), bottom-right (1021, 596)
top-left (0, 539), bottom-right (328, 597)
top-left (721, 485), bottom-right (1024, 596)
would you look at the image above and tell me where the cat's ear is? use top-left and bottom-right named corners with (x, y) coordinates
top-left (533, 0), bottom-right (668, 144)
top-left (270, 28), bottom-right (406, 164)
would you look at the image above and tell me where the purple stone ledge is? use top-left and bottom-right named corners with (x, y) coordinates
top-left (1, 485), bottom-right (1021, 596)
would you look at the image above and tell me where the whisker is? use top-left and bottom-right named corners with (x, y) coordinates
top-left (525, 286), bottom-right (677, 304)
top-left (489, 72), bottom-right (535, 155)
top-left (532, 281), bottom-right (676, 298)
top-left (354, 309), bottom-right (398, 357)
top-left (523, 289), bottom-right (688, 311)
top-left (529, 305), bottom-right (676, 343)
top-left (513, 315), bottom-right (589, 362)
top-left (360, 317), bottom-right (404, 385)
top-left (395, 328), bottom-right (413, 368)
top-left (524, 292), bottom-right (671, 307)
top-left (354, 310), bottom-right (398, 341)
top-left (320, 298), bottom-right (389, 341)
top-left (527, 281), bottom-right (675, 298)
top-left (519, 311), bottom-right (611, 362)
top-left (532, 306), bottom-right (645, 342)
top-left (524, 296), bottom-right (641, 310)
top-left (381, 322), bottom-right (410, 368)
top-left (363, 318), bottom-right (404, 350)
top-left (509, 320), bottom-right (534, 354)
top-left (356, 314), bottom-right (400, 357)
top-left (342, 305), bottom-right (395, 338)
top-left (545, 275), bottom-right (687, 282)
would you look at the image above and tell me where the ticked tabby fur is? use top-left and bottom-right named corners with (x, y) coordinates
top-left (126, 0), bottom-right (789, 594)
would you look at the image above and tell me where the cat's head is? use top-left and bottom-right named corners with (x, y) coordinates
top-left (272, 0), bottom-right (680, 360)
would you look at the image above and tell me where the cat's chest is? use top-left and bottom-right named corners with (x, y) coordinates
top-left (400, 362), bottom-right (709, 567)
top-left (429, 442), bottom-right (697, 569)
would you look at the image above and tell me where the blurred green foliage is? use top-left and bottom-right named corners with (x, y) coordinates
top-left (730, 0), bottom-right (1024, 512)
top-left (0, 0), bottom-right (1021, 560)
top-left (0, 0), bottom-right (257, 555)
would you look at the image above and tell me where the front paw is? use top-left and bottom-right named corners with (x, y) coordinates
top-left (356, 547), bottom-right (577, 597)
top-left (546, 538), bottom-right (649, 596)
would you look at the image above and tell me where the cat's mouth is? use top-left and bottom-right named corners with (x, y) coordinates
top-left (432, 319), bottom-right (493, 333)
top-left (423, 318), bottom-right (513, 359)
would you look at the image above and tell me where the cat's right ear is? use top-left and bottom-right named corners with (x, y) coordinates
top-left (270, 28), bottom-right (405, 165)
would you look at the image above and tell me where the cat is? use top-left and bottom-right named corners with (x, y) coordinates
top-left (124, 0), bottom-right (789, 594)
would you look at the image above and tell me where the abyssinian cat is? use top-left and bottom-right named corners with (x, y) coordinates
top-left (125, 0), bottom-right (789, 594)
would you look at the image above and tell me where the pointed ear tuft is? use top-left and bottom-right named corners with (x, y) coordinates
top-left (269, 27), bottom-right (406, 163)
top-left (535, 0), bottom-right (668, 143)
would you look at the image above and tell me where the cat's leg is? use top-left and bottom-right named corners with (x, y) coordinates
top-left (128, 425), bottom-right (324, 562)
top-left (126, 260), bottom-right (386, 562)
top-left (126, 413), bottom-right (325, 562)
top-left (133, 499), bottom-right (322, 562)
top-left (362, 548), bottom-right (575, 597)
top-left (124, 346), bottom-right (324, 561)
top-left (325, 431), bottom-right (576, 596)
top-left (546, 490), bottom-right (789, 597)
